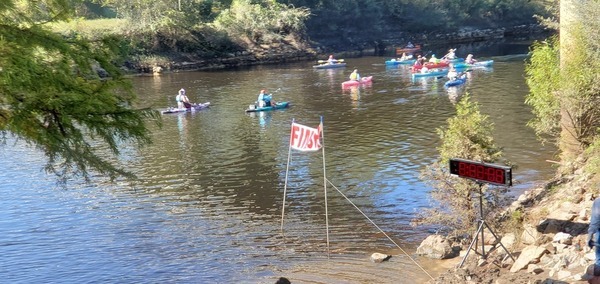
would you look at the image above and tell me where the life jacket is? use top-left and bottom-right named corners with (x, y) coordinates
top-left (349, 72), bottom-right (359, 80)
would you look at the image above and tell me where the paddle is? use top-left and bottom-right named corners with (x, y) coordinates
top-left (317, 59), bottom-right (345, 64)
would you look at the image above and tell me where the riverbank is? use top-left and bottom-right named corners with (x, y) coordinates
top-left (131, 24), bottom-right (552, 75)
top-left (273, 167), bottom-right (597, 284)
top-left (427, 164), bottom-right (599, 283)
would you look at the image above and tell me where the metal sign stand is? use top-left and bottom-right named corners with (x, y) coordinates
top-left (458, 183), bottom-right (515, 268)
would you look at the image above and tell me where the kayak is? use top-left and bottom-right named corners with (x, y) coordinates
top-left (341, 76), bottom-right (373, 88)
top-left (245, 101), bottom-right (290, 113)
top-left (161, 102), bottom-right (211, 114)
top-left (454, 60), bottom-right (494, 69)
top-left (313, 63), bottom-right (346, 69)
top-left (385, 57), bottom-right (416, 66)
top-left (396, 45), bottom-right (421, 55)
top-left (444, 75), bottom-right (467, 87)
top-left (412, 62), bottom-right (450, 72)
top-left (444, 58), bottom-right (465, 63)
top-left (411, 69), bottom-right (448, 79)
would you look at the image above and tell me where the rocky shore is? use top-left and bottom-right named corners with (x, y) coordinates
top-left (420, 165), bottom-right (598, 283)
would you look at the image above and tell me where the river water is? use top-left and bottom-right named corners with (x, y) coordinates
top-left (1, 43), bottom-right (557, 283)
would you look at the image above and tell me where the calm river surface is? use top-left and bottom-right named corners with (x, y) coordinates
top-left (1, 43), bottom-right (557, 283)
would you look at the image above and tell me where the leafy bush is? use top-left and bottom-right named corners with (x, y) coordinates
top-left (524, 36), bottom-right (560, 144)
top-left (415, 94), bottom-right (509, 236)
top-left (212, 0), bottom-right (310, 46)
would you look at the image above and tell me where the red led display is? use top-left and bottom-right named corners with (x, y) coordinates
top-left (449, 158), bottom-right (512, 186)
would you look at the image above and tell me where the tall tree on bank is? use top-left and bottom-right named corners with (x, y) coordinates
top-left (558, 0), bottom-right (582, 164)
top-left (0, 0), bottom-right (158, 182)
top-left (526, 1), bottom-right (600, 173)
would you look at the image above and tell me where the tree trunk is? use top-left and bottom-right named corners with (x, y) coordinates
top-left (558, 0), bottom-right (583, 165)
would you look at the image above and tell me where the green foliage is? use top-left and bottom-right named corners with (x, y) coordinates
top-left (560, 26), bottom-right (600, 149)
top-left (50, 18), bottom-right (128, 38)
top-left (415, 94), bottom-right (508, 236)
top-left (524, 36), bottom-right (560, 144)
top-left (437, 94), bottom-right (503, 164)
top-left (584, 137), bottom-right (600, 181)
top-left (0, 0), bottom-right (159, 182)
top-left (212, 0), bottom-right (310, 45)
top-left (526, 1), bottom-right (600, 161)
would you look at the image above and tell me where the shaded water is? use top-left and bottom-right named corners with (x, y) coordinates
top-left (1, 47), bottom-right (556, 283)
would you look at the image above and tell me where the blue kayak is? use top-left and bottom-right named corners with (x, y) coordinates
top-left (454, 60), bottom-right (494, 69)
top-left (386, 59), bottom-right (416, 66)
top-left (313, 63), bottom-right (346, 69)
top-left (444, 75), bottom-right (467, 87)
top-left (245, 101), bottom-right (290, 112)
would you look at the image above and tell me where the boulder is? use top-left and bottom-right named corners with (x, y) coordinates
top-left (509, 245), bottom-right (548, 272)
top-left (370, 252), bottom-right (391, 263)
top-left (416, 235), bottom-right (457, 259)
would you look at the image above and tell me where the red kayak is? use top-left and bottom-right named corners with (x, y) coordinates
top-left (342, 76), bottom-right (373, 88)
top-left (411, 61), bottom-right (450, 72)
top-left (396, 45), bottom-right (421, 55)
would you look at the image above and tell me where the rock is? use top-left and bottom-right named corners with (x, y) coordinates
top-left (370, 252), bottom-right (391, 263)
top-left (510, 245), bottom-right (548, 273)
top-left (552, 243), bottom-right (568, 254)
top-left (416, 235), bottom-right (457, 259)
top-left (579, 208), bottom-right (588, 221)
top-left (521, 224), bottom-right (541, 245)
top-left (482, 228), bottom-right (499, 245)
top-left (527, 264), bottom-right (544, 274)
top-left (557, 270), bottom-right (572, 280)
top-left (552, 232), bottom-right (573, 245)
top-left (585, 252), bottom-right (595, 261)
top-left (500, 233), bottom-right (516, 250)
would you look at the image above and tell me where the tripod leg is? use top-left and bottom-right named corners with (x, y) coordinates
top-left (482, 221), bottom-right (515, 261)
top-left (459, 220), bottom-right (485, 268)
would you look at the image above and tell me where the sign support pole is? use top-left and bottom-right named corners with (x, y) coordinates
top-left (280, 119), bottom-right (295, 232)
top-left (320, 116), bottom-right (330, 258)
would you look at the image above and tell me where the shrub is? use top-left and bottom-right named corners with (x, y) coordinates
top-left (415, 94), bottom-right (510, 237)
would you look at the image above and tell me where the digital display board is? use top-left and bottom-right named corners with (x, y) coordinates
top-left (449, 158), bottom-right (512, 186)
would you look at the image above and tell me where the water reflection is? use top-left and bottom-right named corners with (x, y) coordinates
top-left (344, 86), bottom-right (361, 108)
top-left (446, 85), bottom-right (462, 104)
top-left (247, 110), bottom-right (273, 128)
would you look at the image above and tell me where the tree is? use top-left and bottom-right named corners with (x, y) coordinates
top-left (526, 1), bottom-right (600, 172)
top-left (0, 0), bottom-right (158, 182)
top-left (415, 94), bottom-right (508, 236)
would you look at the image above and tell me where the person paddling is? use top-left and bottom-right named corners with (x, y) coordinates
top-left (327, 55), bottom-right (338, 65)
top-left (257, 89), bottom-right (276, 107)
top-left (176, 88), bottom-right (191, 109)
top-left (465, 54), bottom-right (478, 64)
top-left (349, 69), bottom-right (361, 81)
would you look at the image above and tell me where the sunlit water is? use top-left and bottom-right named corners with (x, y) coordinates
top-left (0, 43), bottom-right (556, 283)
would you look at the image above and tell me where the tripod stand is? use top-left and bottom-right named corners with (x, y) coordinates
top-left (458, 183), bottom-right (515, 268)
